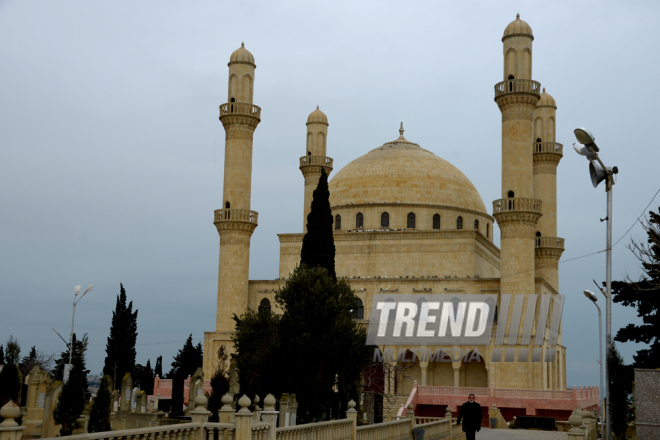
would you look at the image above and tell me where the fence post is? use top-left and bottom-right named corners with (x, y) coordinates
top-left (235, 396), bottom-right (253, 440)
top-left (490, 382), bottom-right (495, 398)
top-left (260, 394), bottom-right (279, 440)
top-left (572, 385), bottom-right (577, 401)
top-left (346, 400), bottom-right (358, 440)
top-left (190, 395), bottom-right (211, 440)
top-left (567, 410), bottom-right (586, 440)
top-left (386, 404), bottom-right (392, 422)
top-left (406, 404), bottom-right (415, 428)
top-left (0, 401), bottom-right (26, 440)
top-left (219, 393), bottom-right (235, 423)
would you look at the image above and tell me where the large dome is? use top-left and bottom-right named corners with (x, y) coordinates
top-left (328, 127), bottom-right (487, 214)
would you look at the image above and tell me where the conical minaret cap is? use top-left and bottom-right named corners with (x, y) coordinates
top-left (502, 13), bottom-right (534, 41)
top-left (229, 42), bottom-right (255, 66)
top-left (306, 105), bottom-right (329, 125)
top-left (536, 87), bottom-right (557, 108)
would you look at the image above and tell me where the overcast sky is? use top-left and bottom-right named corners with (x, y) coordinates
top-left (2, 0), bottom-right (660, 390)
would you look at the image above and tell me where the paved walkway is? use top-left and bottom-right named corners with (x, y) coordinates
top-left (476, 428), bottom-right (568, 439)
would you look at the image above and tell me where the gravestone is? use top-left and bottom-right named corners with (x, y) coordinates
top-left (170, 367), bottom-right (185, 416)
top-left (187, 368), bottom-right (204, 414)
top-left (120, 373), bottom-right (133, 413)
top-left (131, 386), bottom-right (138, 412)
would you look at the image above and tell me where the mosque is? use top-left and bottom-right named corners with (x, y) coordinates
top-left (203, 15), bottom-right (568, 399)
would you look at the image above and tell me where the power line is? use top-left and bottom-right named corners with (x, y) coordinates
top-left (89, 338), bottom-right (203, 347)
top-left (612, 187), bottom-right (660, 248)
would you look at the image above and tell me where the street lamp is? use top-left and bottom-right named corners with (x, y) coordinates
top-left (584, 289), bottom-right (604, 440)
top-left (66, 284), bottom-right (93, 382)
top-left (574, 128), bottom-right (618, 440)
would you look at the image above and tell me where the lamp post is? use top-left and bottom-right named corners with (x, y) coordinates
top-left (584, 289), bottom-right (604, 440)
top-left (66, 284), bottom-right (93, 382)
top-left (573, 128), bottom-right (618, 440)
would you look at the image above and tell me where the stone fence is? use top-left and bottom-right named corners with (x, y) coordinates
top-left (0, 392), bottom-right (467, 440)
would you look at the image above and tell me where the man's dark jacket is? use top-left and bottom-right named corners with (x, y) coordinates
top-left (456, 401), bottom-right (483, 432)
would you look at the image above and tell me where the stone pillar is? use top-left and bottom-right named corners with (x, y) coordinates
top-left (567, 411), bottom-right (586, 440)
top-left (190, 395), bottom-right (211, 440)
top-left (235, 396), bottom-right (253, 440)
top-left (453, 367), bottom-right (460, 387)
top-left (406, 404), bottom-right (415, 427)
top-left (218, 393), bottom-right (234, 423)
top-left (278, 394), bottom-right (290, 427)
top-left (346, 400), bottom-right (357, 440)
top-left (0, 402), bottom-right (25, 440)
top-left (419, 362), bottom-right (428, 386)
top-left (260, 395), bottom-right (278, 440)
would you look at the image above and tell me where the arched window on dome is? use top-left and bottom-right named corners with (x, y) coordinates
top-left (535, 138), bottom-right (542, 153)
top-left (335, 215), bottom-right (341, 230)
top-left (508, 190), bottom-right (515, 198)
top-left (433, 214), bottom-right (440, 230)
top-left (487, 223), bottom-right (490, 238)
top-left (352, 298), bottom-right (364, 320)
top-left (536, 231), bottom-right (542, 246)
top-left (381, 212), bottom-right (389, 228)
top-left (356, 213), bottom-right (363, 229)
top-left (225, 201), bottom-right (230, 209)
top-left (474, 219), bottom-right (479, 230)
top-left (308, 151), bottom-right (311, 156)
top-left (508, 74), bottom-right (514, 92)
top-left (457, 216), bottom-right (463, 230)
top-left (259, 298), bottom-right (271, 314)
top-left (407, 212), bottom-right (416, 229)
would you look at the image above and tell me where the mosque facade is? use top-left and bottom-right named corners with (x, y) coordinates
top-left (203, 15), bottom-right (567, 397)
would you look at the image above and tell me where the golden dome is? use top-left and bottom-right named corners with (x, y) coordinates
top-left (503, 14), bottom-right (533, 41)
top-left (329, 126), bottom-right (487, 213)
top-left (536, 88), bottom-right (557, 108)
top-left (229, 43), bottom-right (255, 66)
top-left (307, 106), bottom-right (328, 125)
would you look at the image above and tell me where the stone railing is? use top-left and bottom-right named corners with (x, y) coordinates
top-left (214, 208), bottom-right (259, 225)
top-left (299, 156), bottom-right (333, 168)
top-left (205, 423), bottom-right (235, 440)
top-left (533, 142), bottom-right (563, 155)
top-left (494, 388), bottom-right (572, 400)
top-left (276, 419), bottom-right (353, 440)
top-left (535, 237), bottom-right (565, 249)
top-left (39, 422), bottom-right (201, 440)
top-left (356, 419), bottom-right (412, 440)
top-left (415, 419), bottom-right (452, 439)
top-left (418, 386), bottom-right (490, 398)
top-left (220, 102), bottom-right (261, 119)
top-left (492, 197), bottom-right (542, 214)
top-left (494, 79), bottom-right (541, 97)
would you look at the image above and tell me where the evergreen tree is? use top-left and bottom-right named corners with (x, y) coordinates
top-left (275, 265), bottom-right (371, 422)
top-left (103, 283), bottom-right (138, 389)
top-left (207, 345), bottom-right (230, 423)
top-left (608, 344), bottom-right (633, 440)
top-left (154, 356), bottom-right (163, 378)
top-left (87, 376), bottom-right (112, 433)
top-left (53, 334), bottom-right (88, 436)
top-left (300, 168), bottom-right (336, 280)
top-left (0, 345), bottom-right (4, 365)
top-left (612, 207), bottom-right (660, 367)
top-left (0, 337), bottom-right (21, 408)
top-left (169, 335), bottom-right (203, 378)
top-left (138, 360), bottom-right (154, 395)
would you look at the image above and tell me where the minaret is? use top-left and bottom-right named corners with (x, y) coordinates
top-left (213, 43), bottom-right (260, 342)
top-left (533, 89), bottom-right (564, 290)
top-left (493, 14), bottom-right (542, 298)
top-left (299, 106), bottom-right (333, 231)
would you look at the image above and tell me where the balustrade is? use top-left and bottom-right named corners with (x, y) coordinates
top-left (492, 197), bottom-right (542, 214)
top-left (533, 142), bottom-right (563, 155)
top-left (357, 419), bottom-right (413, 440)
top-left (299, 156), bottom-right (333, 168)
top-left (494, 79), bottom-right (541, 97)
top-left (220, 102), bottom-right (261, 119)
top-left (536, 236), bottom-right (565, 249)
top-left (214, 209), bottom-right (259, 225)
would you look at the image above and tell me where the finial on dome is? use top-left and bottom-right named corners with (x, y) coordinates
top-left (399, 122), bottom-right (404, 138)
top-left (516, 13), bottom-right (520, 19)
top-left (316, 105), bottom-right (319, 110)
top-left (543, 87), bottom-right (546, 93)
top-left (241, 42), bottom-right (245, 47)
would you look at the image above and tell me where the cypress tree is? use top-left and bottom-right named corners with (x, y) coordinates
top-left (612, 207), bottom-right (660, 367)
top-left (0, 345), bottom-right (4, 364)
top-left (169, 335), bottom-right (203, 378)
top-left (103, 283), bottom-right (138, 389)
top-left (154, 356), bottom-right (163, 378)
top-left (87, 376), bottom-right (112, 433)
top-left (53, 334), bottom-right (89, 436)
top-left (608, 344), bottom-right (633, 440)
top-left (0, 338), bottom-right (21, 408)
top-left (300, 168), bottom-right (336, 280)
top-left (141, 360), bottom-right (154, 395)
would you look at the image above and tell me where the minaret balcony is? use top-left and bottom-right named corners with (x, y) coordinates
top-left (534, 142), bottom-right (563, 156)
top-left (535, 236), bottom-right (565, 249)
top-left (299, 155), bottom-right (333, 168)
top-left (493, 197), bottom-right (542, 214)
top-left (214, 208), bottom-right (258, 233)
top-left (219, 102), bottom-right (261, 119)
top-left (494, 79), bottom-right (541, 98)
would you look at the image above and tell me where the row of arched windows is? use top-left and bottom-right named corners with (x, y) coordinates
top-left (335, 212), bottom-right (489, 237)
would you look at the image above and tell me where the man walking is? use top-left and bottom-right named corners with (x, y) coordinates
top-left (456, 393), bottom-right (482, 440)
